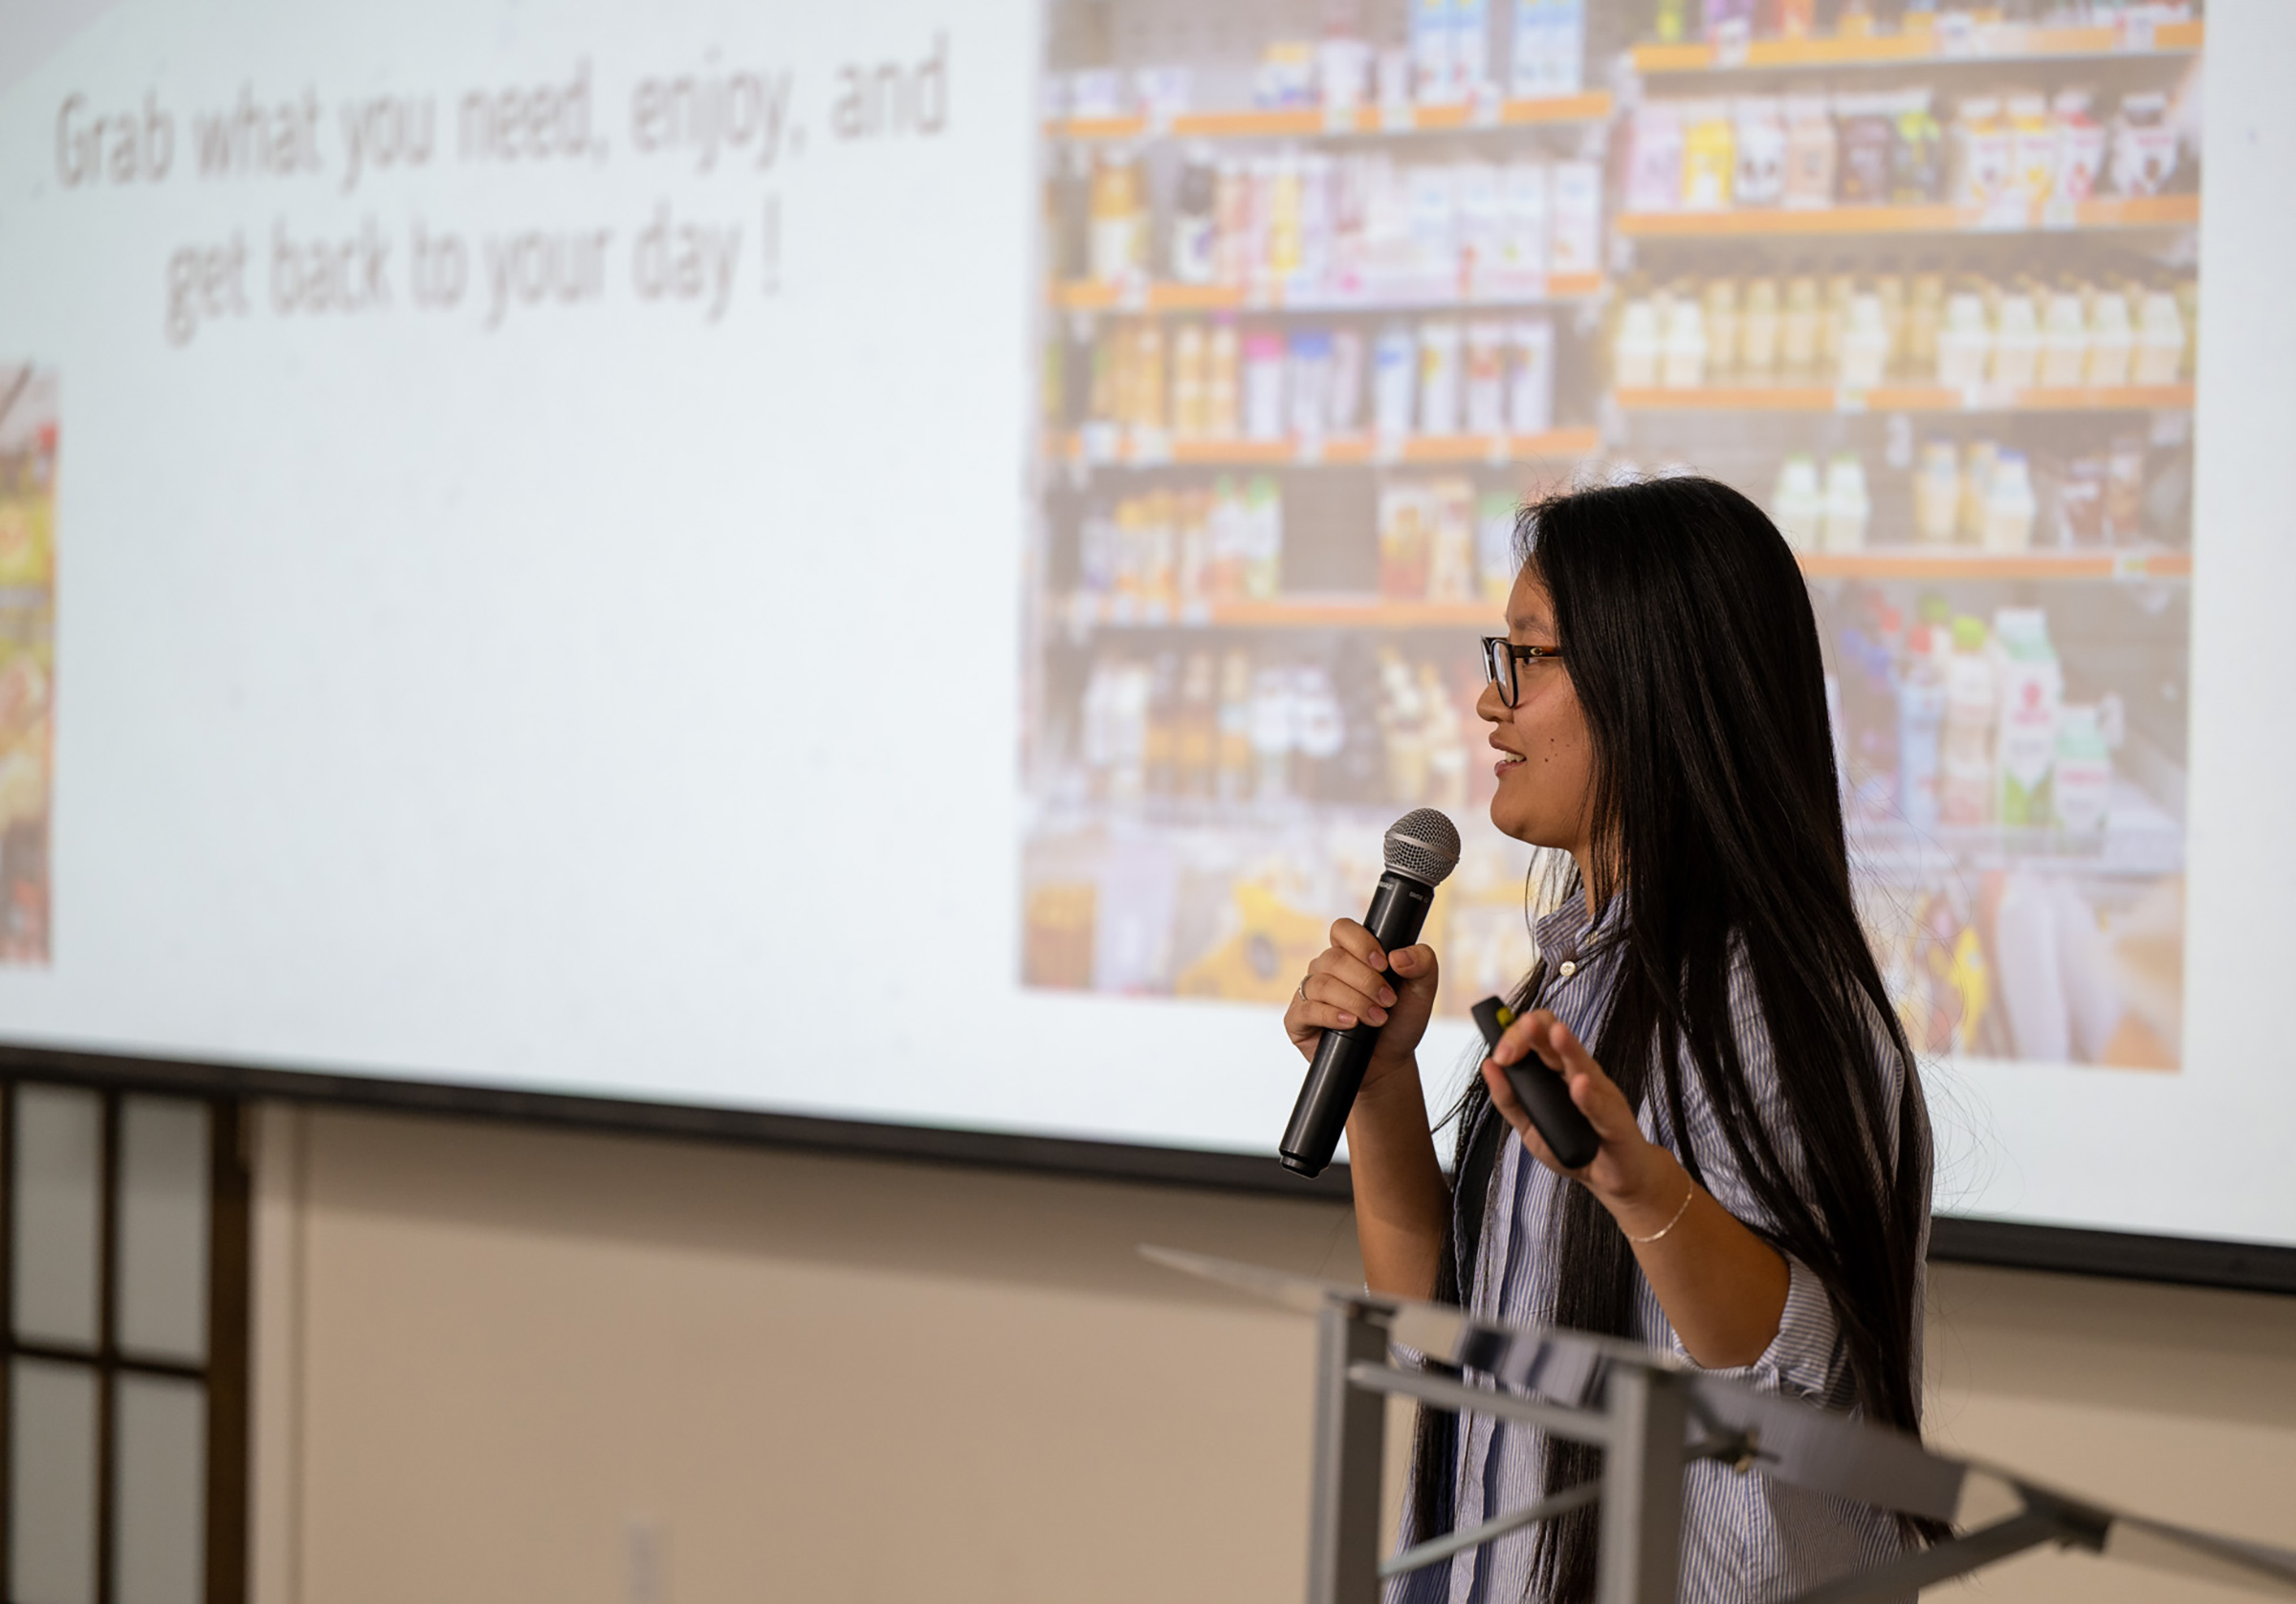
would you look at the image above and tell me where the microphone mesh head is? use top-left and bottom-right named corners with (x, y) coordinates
top-left (1382, 809), bottom-right (1462, 887)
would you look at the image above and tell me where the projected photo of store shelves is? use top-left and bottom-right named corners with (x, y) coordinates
top-left (1018, 0), bottom-right (2201, 1075)
top-left (0, 366), bottom-right (56, 967)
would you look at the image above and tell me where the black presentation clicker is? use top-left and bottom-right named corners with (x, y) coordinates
top-left (1470, 995), bottom-right (1601, 1171)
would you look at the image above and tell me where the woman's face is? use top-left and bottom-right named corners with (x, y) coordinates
top-left (1479, 566), bottom-right (1596, 856)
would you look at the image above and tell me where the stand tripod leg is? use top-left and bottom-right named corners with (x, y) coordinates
top-left (1307, 1303), bottom-right (1389, 1604)
top-left (1597, 1366), bottom-right (1687, 1604)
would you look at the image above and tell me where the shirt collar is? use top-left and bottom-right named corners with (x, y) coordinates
top-left (1533, 887), bottom-right (1627, 966)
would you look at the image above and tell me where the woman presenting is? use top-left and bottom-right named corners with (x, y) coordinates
top-left (1284, 476), bottom-right (1933, 1604)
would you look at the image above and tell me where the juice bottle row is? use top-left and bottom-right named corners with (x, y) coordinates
top-left (1068, 641), bottom-right (1490, 810)
top-left (1046, 0), bottom-right (1588, 121)
top-left (1623, 85), bottom-right (2188, 215)
top-left (1066, 146), bottom-right (1602, 299)
top-left (1831, 593), bottom-right (2121, 833)
top-left (1771, 429), bottom-right (2183, 551)
top-left (1651, 0), bottom-right (2195, 47)
top-left (1064, 314), bottom-right (1559, 441)
top-left (1073, 478), bottom-right (1285, 609)
top-left (1609, 268), bottom-right (2194, 389)
top-left (1380, 477), bottom-right (1525, 601)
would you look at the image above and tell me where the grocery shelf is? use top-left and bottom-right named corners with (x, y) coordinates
top-left (1056, 550), bottom-right (2190, 632)
top-left (1616, 194), bottom-right (2199, 238)
top-left (1061, 593), bottom-right (1495, 630)
top-left (1798, 547), bottom-right (2191, 581)
top-left (1051, 273), bottom-right (1605, 314)
top-left (1055, 427), bottom-right (1603, 468)
top-left (1630, 19), bottom-right (2202, 74)
top-left (1049, 90), bottom-right (1613, 143)
top-left (1614, 383), bottom-right (2195, 414)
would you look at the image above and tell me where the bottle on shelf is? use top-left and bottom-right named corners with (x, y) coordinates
top-left (1992, 606), bottom-right (2062, 827)
top-left (1940, 614), bottom-right (1995, 827)
top-left (1981, 450), bottom-right (2037, 553)
top-left (1896, 613), bottom-right (1949, 833)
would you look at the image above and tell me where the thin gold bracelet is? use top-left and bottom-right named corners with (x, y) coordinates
top-left (1624, 1184), bottom-right (1697, 1245)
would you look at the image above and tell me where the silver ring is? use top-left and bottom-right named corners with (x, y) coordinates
top-left (1296, 982), bottom-right (1307, 1001)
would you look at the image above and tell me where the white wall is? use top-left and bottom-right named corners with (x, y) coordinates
top-left (246, 1104), bottom-right (2296, 1604)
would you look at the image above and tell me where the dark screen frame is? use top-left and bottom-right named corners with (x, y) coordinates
top-left (4, 1037), bottom-right (2290, 1296)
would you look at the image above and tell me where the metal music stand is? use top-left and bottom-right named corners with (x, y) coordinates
top-left (1144, 1247), bottom-right (2296, 1604)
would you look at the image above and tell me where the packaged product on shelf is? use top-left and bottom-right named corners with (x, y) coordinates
top-left (1982, 450), bottom-right (2037, 553)
top-left (1958, 439), bottom-right (1998, 542)
top-left (1143, 652), bottom-right (1181, 796)
top-left (1701, 279), bottom-right (1741, 379)
top-left (1821, 272), bottom-right (1855, 370)
top-left (1509, 319), bottom-right (1556, 434)
top-left (1292, 666), bottom-right (1347, 798)
top-left (1419, 319), bottom-right (1464, 436)
top-left (1250, 663), bottom-right (1296, 801)
top-left (1412, 0), bottom-right (1458, 105)
top-left (1329, 329), bottom-right (1364, 434)
top-left (1511, 0), bottom-right (1585, 98)
top-left (1420, 662), bottom-right (1470, 807)
top-left (1406, 164), bottom-right (1460, 300)
top-left (2006, 93), bottom-right (2061, 210)
top-left (1128, 321), bottom-right (1167, 431)
top-left (1457, 161), bottom-right (1504, 296)
top-left (1627, 104), bottom-right (1685, 215)
top-left (1906, 270), bottom-right (1944, 376)
top-left (1205, 319), bottom-right (1240, 438)
top-left (1496, 161), bottom-right (1550, 292)
top-left (1740, 276), bottom-right (1780, 376)
top-left (1990, 289), bottom-right (2041, 388)
top-left (1294, 151), bottom-right (1336, 295)
top-left (1949, 97), bottom-right (2012, 213)
top-left (1770, 453), bottom-right (1823, 552)
top-left (1243, 331), bottom-right (1286, 441)
top-left (1380, 482), bottom-right (1431, 598)
top-left (2058, 452), bottom-right (2107, 546)
top-left (1214, 158), bottom-right (1250, 287)
top-left (1941, 615), bottom-right (1995, 827)
top-left (1653, 0), bottom-right (1690, 45)
top-left (1936, 287), bottom-right (1989, 385)
top-left (1172, 148), bottom-right (1218, 285)
top-left (2133, 289), bottom-right (2185, 384)
top-left (1374, 323), bottom-right (1416, 435)
top-left (1254, 42), bottom-right (1316, 111)
top-left (1734, 98), bottom-right (1787, 209)
top-left (1992, 606), bottom-right (2062, 827)
top-left (1377, 46), bottom-right (1414, 113)
top-left (2103, 434), bottom-right (2147, 542)
top-left (1549, 161), bottom-right (1601, 275)
top-left (1781, 275), bottom-right (1821, 374)
top-left (1318, 36), bottom-right (1374, 113)
top-left (1662, 297), bottom-right (1708, 388)
top-left (1266, 153), bottom-right (1305, 290)
top-left (2053, 705), bottom-right (2112, 833)
top-left (2054, 90), bottom-right (2108, 204)
top-left (2085, 288), bottom-right (2134, 385)
top-left (1136, 66), bottom-right (1192, 121)
top-left (2110, 92), bottom-right (2178, 196)
top-left (1177, 490), bottom-right (1211, 601)
top-left (1378, 650), bottom-right (1428, 803)
top-left (1874, 273), bottom-right (1908, 371)
top-left (1840, 292), bottom-right (1888, 387)
top-left (1216, 650), bottom-right (1252, 802)
top-left (1169, 323), bottom-right (1206, 439)
top-left (2041, 289), bottom-right (2088, 386)
top-left (1452, 0), bottom-right (1493, 101)
top-left (1243, 474), bottom-right (1282, 597)
top-left (1896, 620), bottom-right (1948, 833)
top-left (1289, 330), bottom-right (1334, 440)
top-left (1465, 321), bottom-right (1508, 435)
top-left (1836, 95), bottom-right (1896, 205)
top-left (1089, 151), bottom-right (1146, 283)
top-left (1890, 93), bottom-right (1945, 203)
top-left (1775, 0), bottom-right (1815, 39)
top-left (1910, 438), bottom-right (1965, 545)
top-left (1478, 491), bottom-right (1519, 603)
top-left (1783, 95), bottom-right (1836, 209)
top-left (1702, 0), bottom-right (1755, 50)
top-left (1614, 297), bottom-right (1661, 386)
top-left (1177, 651), bottom-right (1216, 798)
top-left (1822, 453), bottom-right (1870, 553)
top-left (1428, 479), bottom-right (1478, 603)
top-left (1681, 102), bottom-right (1735, 210)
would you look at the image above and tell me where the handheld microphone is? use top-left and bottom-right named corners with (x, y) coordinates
top-left (1280, 809), bottom-right (1462, 1178)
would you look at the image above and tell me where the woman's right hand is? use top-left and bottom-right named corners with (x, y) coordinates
top-left (1284, 919), bottom-right (1442, 1093)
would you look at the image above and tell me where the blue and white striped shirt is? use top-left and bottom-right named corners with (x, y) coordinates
top-left (1393, 892), bottom-right (1932, 1604)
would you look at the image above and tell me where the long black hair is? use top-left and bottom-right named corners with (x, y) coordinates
top-left (1409, 475), bottom-right (1934, 1600)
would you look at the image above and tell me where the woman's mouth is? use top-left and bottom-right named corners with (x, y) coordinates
top-left (1494, 753), bottom-right (1525, 779)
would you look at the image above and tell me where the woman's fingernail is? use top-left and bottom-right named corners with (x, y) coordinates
top-left (1378, 986), bottom-right (1397, 1007)
top-left (1337, 1012), bottom-right (1356, 1026)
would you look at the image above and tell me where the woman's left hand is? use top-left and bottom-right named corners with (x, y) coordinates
top-left (1481, 1010), bottom-right (1676, 1218)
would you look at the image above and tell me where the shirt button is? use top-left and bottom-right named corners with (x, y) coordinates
top-left (1558, 959), bottom-right (1577, 978)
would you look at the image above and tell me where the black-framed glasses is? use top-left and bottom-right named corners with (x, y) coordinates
top-left (1481, 636), bottom-right (1563, 708)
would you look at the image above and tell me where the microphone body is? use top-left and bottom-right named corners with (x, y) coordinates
top-left (1279, 867), bottom-right (1440, 1178)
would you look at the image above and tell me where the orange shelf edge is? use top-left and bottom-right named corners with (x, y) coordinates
top-left (1629, 21), bottom-right (2201, 73)
top-left (1049, 273), bottom-right (1606, 314)
top-left (1050, 91), bottom-right (1614, 143)
top-left (1616, 384), bottom-right (2194, 412)
top-left (1616, 196), bottom-right (2198, 237)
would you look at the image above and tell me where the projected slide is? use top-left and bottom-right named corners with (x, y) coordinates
top-left (0, 0), bottom-right (2290, 1258)
top-left (1021, 2), bottom-right (2198, 1081)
